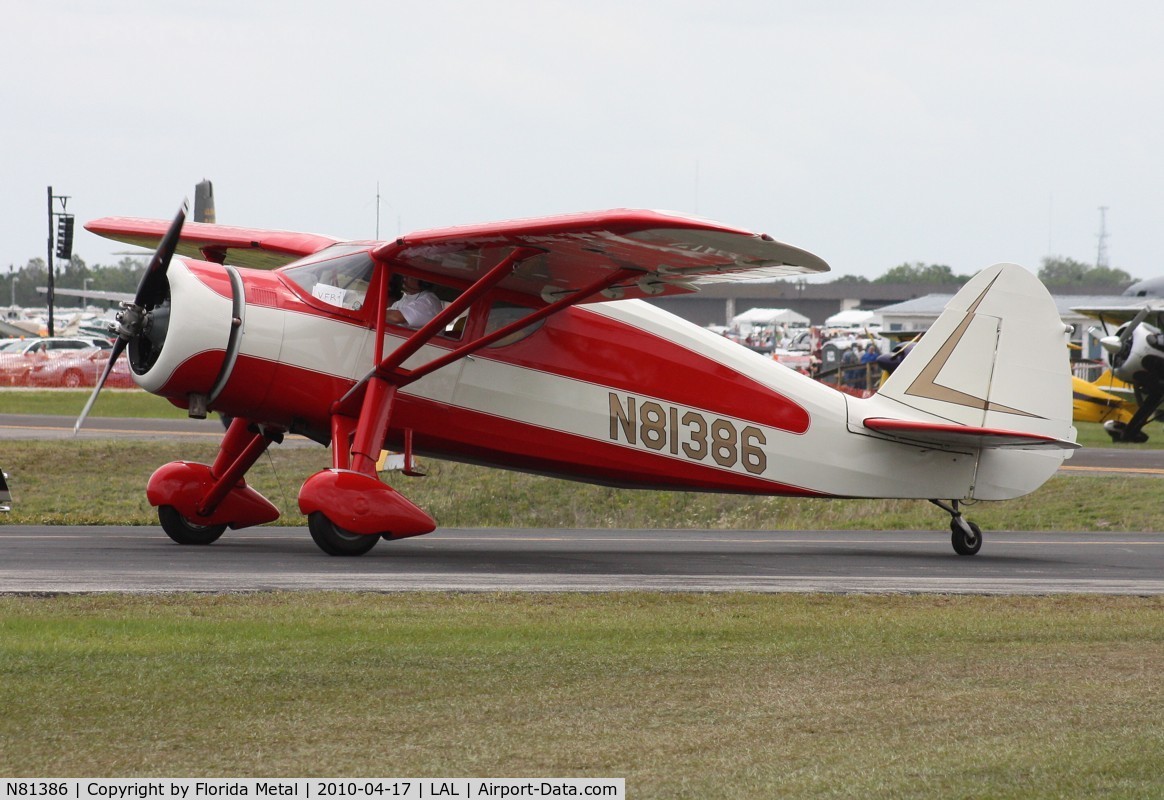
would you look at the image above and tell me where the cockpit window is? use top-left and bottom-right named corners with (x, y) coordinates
top-left (485, 301), bottom-right (544, 347)
top-left (285, 250), bottom-right (375, 312)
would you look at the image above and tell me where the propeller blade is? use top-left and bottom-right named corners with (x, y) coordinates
top-left (1119, 307), bottom-right (1151, 346)
top-left (74, 339), bottom-right (128, 434)
top-left (134, 199), bottom-right (188, 308)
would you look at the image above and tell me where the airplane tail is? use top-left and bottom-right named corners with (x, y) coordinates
top-left (858, 263), bottom-right (1076, 498)
top-left (194, 179), bottom-right (215, 224)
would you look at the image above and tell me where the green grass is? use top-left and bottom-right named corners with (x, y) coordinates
top-left (4, 389), bottom-right (1164, 447)
top-left (0, 388), bottom-right (187, 418)
top-left (0, 593), bottom-right (1160, 797)
top-left (1, 438), bottom-right (1163, 530)
top-left (2, 438), bottom-right (1164, 530)
top-left (1072, 419), bottom-right (1164, 449)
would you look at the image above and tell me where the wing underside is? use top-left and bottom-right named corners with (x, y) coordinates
top-left (372, 209), bottom-right (829, 303)
top-left (1071, 301), bottom-right (1164, 325)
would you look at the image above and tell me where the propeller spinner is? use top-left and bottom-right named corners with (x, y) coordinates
top-left (74, 200), bottom-right (188, 433)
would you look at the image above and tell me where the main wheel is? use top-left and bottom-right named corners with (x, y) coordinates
top-left (950, 518), bottom-right (983, 556)
top-left (158, 505), bottom-right (227, 545)
top-left (308, 511), bottom-right (380, 556)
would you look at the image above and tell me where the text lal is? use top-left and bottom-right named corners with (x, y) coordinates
top-left (432, 784), bottom-right (587, 796)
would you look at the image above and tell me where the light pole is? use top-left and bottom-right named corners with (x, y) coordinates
top-left (46, 186), bottom-right (73, 337)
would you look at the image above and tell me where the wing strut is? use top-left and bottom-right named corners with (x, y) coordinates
top-left (335, 246), bottom-right (638, 475)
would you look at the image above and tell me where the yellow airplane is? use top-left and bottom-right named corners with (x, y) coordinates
top-left (1072, 369), bottom-right (1142, 440)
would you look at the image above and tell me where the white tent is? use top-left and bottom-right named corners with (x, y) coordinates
top-left (731, 307), bottom-right (809, 328)
top-left (824, 308), bottom-right (882, 329)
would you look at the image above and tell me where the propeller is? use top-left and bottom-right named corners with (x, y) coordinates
top-left (74, 200), bottom-right (188, 434)
top-left (1099, 306), bottom-right (1152, 367)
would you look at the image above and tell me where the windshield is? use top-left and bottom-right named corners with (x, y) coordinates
top-left (284, 249), bottom-right (375, 312)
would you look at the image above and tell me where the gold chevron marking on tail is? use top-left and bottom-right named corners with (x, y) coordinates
top-left (903, 273), bottom-right (1038, 418)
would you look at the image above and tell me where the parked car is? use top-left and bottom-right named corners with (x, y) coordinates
top-left (26, 347), bottom-right (135, 389)
top-left (0, 337), bottom-right (109, 386)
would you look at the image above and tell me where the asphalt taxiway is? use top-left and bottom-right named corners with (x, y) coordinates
top-left (1, 526), bottom-right (1161, 594)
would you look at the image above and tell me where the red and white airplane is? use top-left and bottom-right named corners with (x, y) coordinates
top-left (80, 201), bottom-right (1077, 556)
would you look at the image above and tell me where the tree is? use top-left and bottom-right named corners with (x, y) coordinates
top-left (830, 274), bottom-right (870, 284)
top-left (1038, 256), bottom-right (1133, 288)
top-left (873, 262), bottom-right (969, 284)
top-left (0, 255), bottom-right (146, 309)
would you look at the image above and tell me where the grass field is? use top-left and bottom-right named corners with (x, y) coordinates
top-left (1, 593), bottom-right (1161, 797)
top-left (3, 437), bottom-right (1164, 531)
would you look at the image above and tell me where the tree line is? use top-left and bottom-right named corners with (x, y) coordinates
top-left (833, 256), bottom-right (1134, 287)
top-left (1, 255), bottom-right (146, 307)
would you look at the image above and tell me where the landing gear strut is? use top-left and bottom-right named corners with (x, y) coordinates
top-left (930, 499), bottom-right (982, 556)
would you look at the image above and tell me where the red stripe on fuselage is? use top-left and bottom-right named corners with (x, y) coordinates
top-left (390, 396), bottom-right (824, 496)
top-left (478, 306), bottom-right (811, 434)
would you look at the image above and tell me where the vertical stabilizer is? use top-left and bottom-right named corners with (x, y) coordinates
top-left (875, 263), bottom-right (1074, 444)
top-left (194, 179), bottom-right (215, 224)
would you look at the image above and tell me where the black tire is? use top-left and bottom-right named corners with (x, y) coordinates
top-left (63, 369), bottom-right (83, 388)
top-left (158, 505), bottom-right (227, 545)
top-left (950, 518), bottom-right (983, 556)
top-left (308, 511), bottom-right (379, 556)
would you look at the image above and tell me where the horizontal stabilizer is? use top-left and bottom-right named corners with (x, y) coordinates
top-left (862, 417), bottom-right (1080, 451)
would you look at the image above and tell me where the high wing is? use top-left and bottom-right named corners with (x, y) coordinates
top-left (86, 209), bottom-right (826, 299)
top-left (373, 209), bottom-right (829, 303)
top-left (1071, 300), bottom-right (1164, 325)
top-left (85, 217), bottom-right (340, 270)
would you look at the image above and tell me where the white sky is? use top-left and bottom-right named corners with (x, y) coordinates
top-left (3, 0), bottom-right (1162, 281)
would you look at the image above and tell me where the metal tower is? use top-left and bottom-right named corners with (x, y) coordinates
top-left (1096, 206), bottom-right (1110, 269)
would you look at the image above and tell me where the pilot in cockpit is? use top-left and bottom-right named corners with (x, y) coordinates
top-left (385, 274), bottom-right (443, 329)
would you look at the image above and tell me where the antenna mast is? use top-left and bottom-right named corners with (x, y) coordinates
top-left (1096, 205), bottom-right (1110, 269)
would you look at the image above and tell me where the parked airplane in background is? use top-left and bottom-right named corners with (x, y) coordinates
top-left (77, 198), bottom-right (1077, 556)
top-left (1072, 370), bottom-right (1144, 439)
top-left (1074, 277), bottom-right (1164, 443)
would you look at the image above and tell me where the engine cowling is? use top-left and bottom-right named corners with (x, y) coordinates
top-left (129, 258), bottom-right (239, 406)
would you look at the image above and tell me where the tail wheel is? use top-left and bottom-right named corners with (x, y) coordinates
top-left (158, 505), bottom-right (227, 545)
top-left (307, 511), bottom-right (380, 556)
top-left (950, 518), bottom-right (983, 556)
